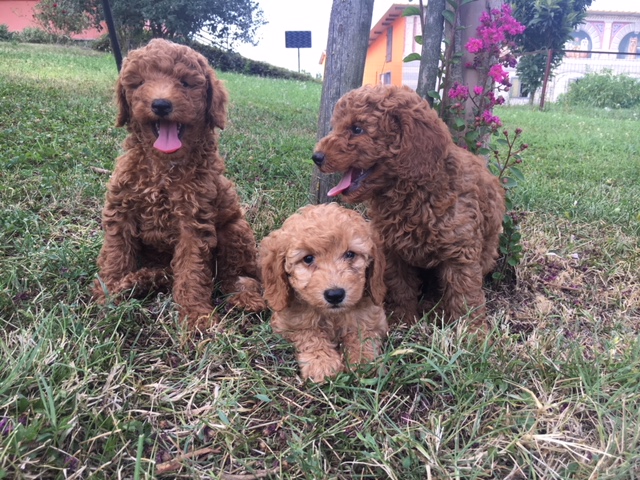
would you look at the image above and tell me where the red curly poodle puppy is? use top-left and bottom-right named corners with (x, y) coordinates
top-left (312, 85), bottom-right (505, 330)
top-left (93, 39), bottom-right (265, 329)
top-left (259, 203), bottom-right (388, 382)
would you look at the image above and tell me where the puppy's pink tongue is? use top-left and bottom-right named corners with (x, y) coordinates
top-left (328, 168), bottom-right (354, 197)
top-left (154, 121), bottom-right (182, 153)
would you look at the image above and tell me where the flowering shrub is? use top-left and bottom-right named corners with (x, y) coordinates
top-left (33, 0), bottom-right (93, 37)
top-left (446, 3), bottom-right (524, 153)
top-left (451, 4), bottom-right (526, 283)
top-left (405, 1), bottom-right (528, 282)
top-left (488, 128), bottom-right (528, 282)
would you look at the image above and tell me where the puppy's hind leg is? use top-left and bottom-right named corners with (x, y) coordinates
top-left (215, 218), bottom-right (266, 313)
top-left (439, 261), bottom-right (488, 334)
top-left (384, 253), bottom-right (422, 324)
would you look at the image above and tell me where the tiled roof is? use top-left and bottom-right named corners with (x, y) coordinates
top-left (369, 4), bottom-right (410, 45)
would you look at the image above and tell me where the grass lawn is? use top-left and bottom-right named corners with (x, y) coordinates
top-left (0, 42), bottom-right (639, 479)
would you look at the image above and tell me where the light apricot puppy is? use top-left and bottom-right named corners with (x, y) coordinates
top-left (259, 203), bottom-right (388, 382)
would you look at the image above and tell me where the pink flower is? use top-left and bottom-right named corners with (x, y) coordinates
top-left (466, 38), bottom-right (484, 54)
top-left (447, 83), bottom-right (469, 101)
top-left (473, 85), bottom-right (484, 96)
top-left (481, 109), bottom-right (502, 127)
top-left (488, 64), bottom-right (510, 86)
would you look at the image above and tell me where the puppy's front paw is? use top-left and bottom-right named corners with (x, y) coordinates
top-left (181, 308), bottom-right (219, 333)
top-left (227, 277), bottom-right (267, 312)
top-left (298, 350), bottom-right (344, 383)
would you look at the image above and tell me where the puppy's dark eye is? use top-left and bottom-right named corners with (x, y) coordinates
top-left (351, 125), bottom-right (364, 135)
top-left (302, 255), bottom-right (314, 265)
top-left (344, 251), bottom-right (356, 260)
top-left (181, 80), bottom-right (190, 88)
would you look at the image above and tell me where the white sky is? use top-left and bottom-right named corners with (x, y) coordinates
top-left (235, 0), bottom-right (640, 77)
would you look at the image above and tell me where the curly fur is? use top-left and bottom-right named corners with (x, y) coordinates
top-left (259, 203), bottom-right (388, 382)
top-left (312, 85), bottom-right (505, 330)
top-left (93, 39), bottom-right (265, 329)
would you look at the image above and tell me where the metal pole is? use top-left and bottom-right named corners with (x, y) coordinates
top-left (101, 0), bottom-right (122, 72)
top-left (298, 47), bottom-right (301, 72)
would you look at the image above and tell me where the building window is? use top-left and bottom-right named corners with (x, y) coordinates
top-left (380, 72), bottom-right (391, 85)
top-left (386, 27), bottom-right (393, 62)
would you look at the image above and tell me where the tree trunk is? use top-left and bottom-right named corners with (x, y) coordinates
top-left (415, 0), bottom-right (446, 105)
top-left (458, 0), bottom-right (502, 121)
top-left (310, 0), bottom-right (375, 205)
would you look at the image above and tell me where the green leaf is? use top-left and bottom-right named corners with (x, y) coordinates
top-left (501, 177), bottom-right (518, 188)
top-left (507, 257), bottom-right (520, 267)
top-left (358, 377), bottom-right (380, 386)
top-left (218, 410), bottom-right (231, 426)
top-left (428, 90), bottom-right (441, 100)
top-left (505, 197), bottom-right (513, 210)
top-left (510, 166), bottom-right (525, 182)
top-left (402, 6), bottom-right (422, 17)
top-left (255, 394), bottom-right (271, 403)
top-left (465, 130), bottom-right (479, 143)
top-left (478, 147), bottom-right (492, 156)
top-left (454, 118), bottom-right (466, 131)
top-left (403, 53), bottom-right (422, 63)
top-left (442, 10), bottom-right (455, 25)
top-left (414, 35), bottom-right (423, 45)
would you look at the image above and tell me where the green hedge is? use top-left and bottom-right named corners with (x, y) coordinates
top-left (559, 69), bottom-right (640, 109)
top-left (0, 26), bottom-right (317, 82)
top-left (191, 42), bottom-right (317, 82)
top-left (0, 24), bottom-right (13, 41)
top-left (90, 33), bottom-right (317, 82)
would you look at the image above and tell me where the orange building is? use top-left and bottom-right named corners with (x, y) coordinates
top-left (363, 4), bottom-right (421, 89)
top-left (0, 0), bottom-right (102, 39)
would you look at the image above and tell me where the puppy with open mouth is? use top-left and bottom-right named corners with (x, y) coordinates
top-left (312, 85), bottom-right (506, 331)
top-left (93, 39), bottom-right (265, 329)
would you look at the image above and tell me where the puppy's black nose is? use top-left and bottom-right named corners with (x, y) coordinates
top-left (324, 288), bottom-right (346, 305)
top-left (312, 152), bottom-right (325, 166)
top-left (152, 99), bottom-right (173, 117)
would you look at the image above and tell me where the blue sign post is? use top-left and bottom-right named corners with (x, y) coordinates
top-left (285, 31), bottom-right (312, 73)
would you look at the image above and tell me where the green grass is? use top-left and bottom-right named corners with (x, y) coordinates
top-left (499, 105), bottom-right (640, 234)
top-left (1, 42), bottom-right (639, 479)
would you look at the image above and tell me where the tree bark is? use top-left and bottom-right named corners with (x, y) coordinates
top-left (415, 0), bottom-right (446, 105)
top-left (458, 0), bottom-right (502, 121)
top-left (310, 0), bottom-right (375, 205)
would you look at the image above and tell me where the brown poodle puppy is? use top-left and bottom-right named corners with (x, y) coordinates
top-left (259, 203), bottom-right (388, 383)
top-left (93, 39), bottom-right (265, 329)
top-left (312, 85), bottom-right (505, 330)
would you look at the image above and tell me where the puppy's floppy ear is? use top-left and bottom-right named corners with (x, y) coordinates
top-left (259, 231), bottom-right (293, 311)
top-left (385, 86), bottom-right (449, 182)
top-left (115, 75), bottom-right (130, 127)
top-left (205, 67), bottom-right (229, 130)
top-left (365, 234), bottom-right (387, 306)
